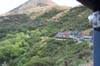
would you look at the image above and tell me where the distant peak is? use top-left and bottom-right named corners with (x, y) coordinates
top-left (27, 0), bottom-right (56, 6)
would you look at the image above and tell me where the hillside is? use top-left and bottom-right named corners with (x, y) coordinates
top-left (0, 0), bottom-right (93, 66)
top-left (0, 6), bottom-right (91, 38)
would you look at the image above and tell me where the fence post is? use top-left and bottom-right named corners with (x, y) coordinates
top-left (93, 30), bottom-right (100, 66)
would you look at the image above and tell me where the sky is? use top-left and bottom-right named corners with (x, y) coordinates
top-left (0, 0), bottom-right (81, 15)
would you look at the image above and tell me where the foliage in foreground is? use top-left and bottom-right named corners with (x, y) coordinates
top-left (0, 30), bottom-right (92, 66)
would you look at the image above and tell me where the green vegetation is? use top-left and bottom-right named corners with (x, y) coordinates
top-left (0, 31), bottom-right (92, 66)
top-left (0, 6), bottom-right (92, 66)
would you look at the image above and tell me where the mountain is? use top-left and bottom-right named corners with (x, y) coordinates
top-left (4, 0), bottom-right (57, 15)
top-left (0, 0), bottom-right (92, 66)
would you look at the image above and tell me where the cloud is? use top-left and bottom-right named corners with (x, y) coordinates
top-left (52, 0), bottom-right (81, 7)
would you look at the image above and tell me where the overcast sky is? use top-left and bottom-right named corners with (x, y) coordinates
top-left (0, 0), bottom-right (81, 15)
